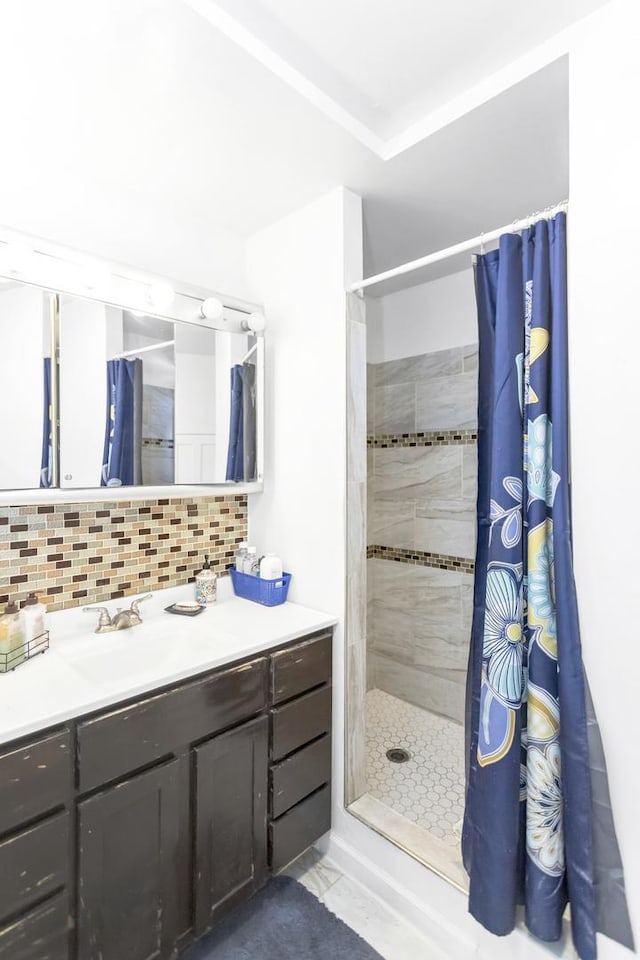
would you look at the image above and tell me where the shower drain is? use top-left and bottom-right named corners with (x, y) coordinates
top-left (386, 747), bottom-right (411, 764)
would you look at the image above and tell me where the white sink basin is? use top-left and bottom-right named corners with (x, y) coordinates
top-left (59, 630), bottom-right (178, 685)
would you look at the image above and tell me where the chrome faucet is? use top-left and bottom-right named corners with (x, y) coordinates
top-left (83, 595), bottom-right (153, 634)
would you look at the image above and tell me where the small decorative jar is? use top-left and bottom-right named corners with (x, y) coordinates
top-left (195, 555), bottom-right (217, 606)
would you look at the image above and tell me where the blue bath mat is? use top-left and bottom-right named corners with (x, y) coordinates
top-left (180, 875), bottom-right (384, 959)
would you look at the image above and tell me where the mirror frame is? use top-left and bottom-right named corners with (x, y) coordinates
top-left (0, 231), bottom-right (264, 505)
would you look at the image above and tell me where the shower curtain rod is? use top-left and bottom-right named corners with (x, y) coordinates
top-left (349, 200), bottom-right (568, 294)
top-left (116, 339), bottom-right (175, 359)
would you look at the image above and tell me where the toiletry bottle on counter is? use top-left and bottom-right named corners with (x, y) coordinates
top-left (0, 602), bottom-right (26, 669)
top-left (259, 554), bottom-right (283, 579)
top-left (195, 556), bottom-right (217, 606)
top-left (244, 546), bottom-right (259, 575)
top-left (21, 592), bottom-right (47, 642)
top-left (235, 542), bottom-right (248, 571)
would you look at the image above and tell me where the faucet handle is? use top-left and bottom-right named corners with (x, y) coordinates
top-left (83, 606), bottom-right (113, 631)
top-left (130, 594), bottom-right (152, 616)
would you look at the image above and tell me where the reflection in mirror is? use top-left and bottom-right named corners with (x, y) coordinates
top-left (58, 295), bottom-right (258, 488)
top-left (0, 281), bottom-right (52, 490)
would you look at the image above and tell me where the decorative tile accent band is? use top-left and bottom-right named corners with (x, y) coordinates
top-left (367, 543), bottom-right (475, 575)
top-left (368, 430), bottom-right (477, 449)
top-left (142, 438), bottom-right (175, 449)
top-left (0, 495), bottom-right (247, 611)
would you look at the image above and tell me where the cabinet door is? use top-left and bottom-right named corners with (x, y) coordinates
top-left (77, 758), bottom-right (186, 960)
top-left (194, 716), bottom-right (268, 934)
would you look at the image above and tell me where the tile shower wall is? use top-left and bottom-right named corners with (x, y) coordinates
top-left (0, 495), bottom-right (247, 611)
top-left (367, 344), bottom-right (477, 723)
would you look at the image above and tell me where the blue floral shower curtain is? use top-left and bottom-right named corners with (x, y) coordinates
top-left (225, 364), bottom-right (244, 482)
top-left (463, 213), bottom-right (633, 959)
top-left (101, 358), bottom-right (142, 487)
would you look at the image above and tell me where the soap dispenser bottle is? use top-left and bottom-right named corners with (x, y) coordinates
top-left (195, 556), bottom-right (217, 606)
top-left (0, 601), bottom-right (26, 670)
top-left (21, 592), bottom-right (47, 642)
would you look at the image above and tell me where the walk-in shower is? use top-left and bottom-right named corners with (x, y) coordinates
top-left (344, 271), bottom-right (479, 889)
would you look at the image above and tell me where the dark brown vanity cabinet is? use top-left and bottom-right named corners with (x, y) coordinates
top-left (194, 715), bottom-right (269, 934)
top-left (0, 627), bottom-right (333, 960)
top-left (269, 631), bottom-right (333, 872)
top-left (77, 758), bottom-right (188, 960)
top-left (0, 729), bottom-right (73, 960)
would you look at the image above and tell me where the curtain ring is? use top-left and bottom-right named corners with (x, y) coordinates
top-left (480, 231), bottom-right (485, 256)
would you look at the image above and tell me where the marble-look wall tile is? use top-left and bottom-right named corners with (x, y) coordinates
top-left (366, 364), bottom-right (376, 434)
top-left (375, 346), bottom-right (463, 387)
top-left (372, 444), bottom-right (462, 501)
top-left (364, 341), bottom-right (479, 725)
top-left (347, 481), bottom-right (367, 640)
top-left (416, 371), bottom-right (477, 431)
top-left (368, 498), bottom-right (414, 549)
top-left (462, 444), bottom-right (478, 501)
top-left (372, 652), bottom-right (466, 723)
top-left (374, 383), bottom-right (416, 434)
top-left (463, 344), bottom-right (479, 372)
top-left (414, 498), bottom-right (476, 559)
top-left (368, 558), bottom-right (471, 722)
top-left (460, 582), bottom-right (474, 638)
top-left (346, 635), bottom-right (368, 802)
top-left (367, 561), bottom-right (375, 691)
top-left (348, 320), bottom-right (367, 482)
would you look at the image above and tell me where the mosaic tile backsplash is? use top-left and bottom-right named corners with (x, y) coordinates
top-left (0, 495), bottom-right (247, 611)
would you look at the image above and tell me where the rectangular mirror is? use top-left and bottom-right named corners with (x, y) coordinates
top-left (0, 279), bottom-right (262, 492)
top-left (0, 282), bottom-right (53, 490)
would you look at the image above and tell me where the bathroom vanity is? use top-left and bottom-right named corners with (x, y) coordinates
top-left (0, 592), bottom-right (334, 960)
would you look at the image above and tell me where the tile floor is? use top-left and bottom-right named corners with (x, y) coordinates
top-left (366, 688), bottom-right (465, 847)
top-left (283, 847), bottom-right (447, 960)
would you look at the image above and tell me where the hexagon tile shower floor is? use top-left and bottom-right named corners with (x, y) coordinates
top-left (365, 688), bottom-right (465, 845)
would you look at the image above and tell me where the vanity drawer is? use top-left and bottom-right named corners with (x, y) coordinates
top-left (77, 658), bottom-right (267, 793)
top-left (271, 734), bottom-right (331, 819)
top-left (270, 632), bottom-right (332, 705)
top-left (269, 784), bottom-right (331, 873)
top-left (0, 729), bottom-right (72, 837)
top-left (271, 684), bottom-right (332, 761)
top-left (0, 892), bottom-right (68, 960)
top-left (0, 812), bottom-right (69, 925)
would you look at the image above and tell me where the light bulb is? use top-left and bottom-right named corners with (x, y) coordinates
top-left (146, 281), bottom-right (175, 309)
top-left (199, 297), bottom-right (224, 322)
top-left (241, 311), bottom-right (266, 333)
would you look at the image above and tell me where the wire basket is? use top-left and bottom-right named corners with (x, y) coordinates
top-left (229, 568), bottom-right (291, 607)
top-left (0, 631), bottom-right (50, 674)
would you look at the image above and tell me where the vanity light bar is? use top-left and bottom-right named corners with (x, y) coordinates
top-left (0, 234), bottom-right (263, 332)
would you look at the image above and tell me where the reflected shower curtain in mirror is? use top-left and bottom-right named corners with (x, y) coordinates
top-left (101, 358), bottom-right (142, 487)
top-left (40, 357), bottom-right (52, 488)
top-left (463, 213), bottom-right (633, 959)
top-left (225, 364), bottom-right (244, 482)
top-left (242, 361), bottom-right (257, 482)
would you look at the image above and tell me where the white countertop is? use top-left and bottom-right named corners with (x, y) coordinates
top-left (0, 579), bottom-right (337, 748)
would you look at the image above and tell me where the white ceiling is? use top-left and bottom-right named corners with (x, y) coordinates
top-left (195, 0), bottom-right (605, 147)
top-left (0, 0), bottom-right (605, 292)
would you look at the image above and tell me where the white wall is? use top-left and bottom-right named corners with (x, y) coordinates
top-left (59, 297), bottom-right (112, 488)
top-left (367, 268), bottom-right (477, 363)
top-left (246, 186), bottom-right (362, 842)
top-left (0, 285), bottom-right (47, 489)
